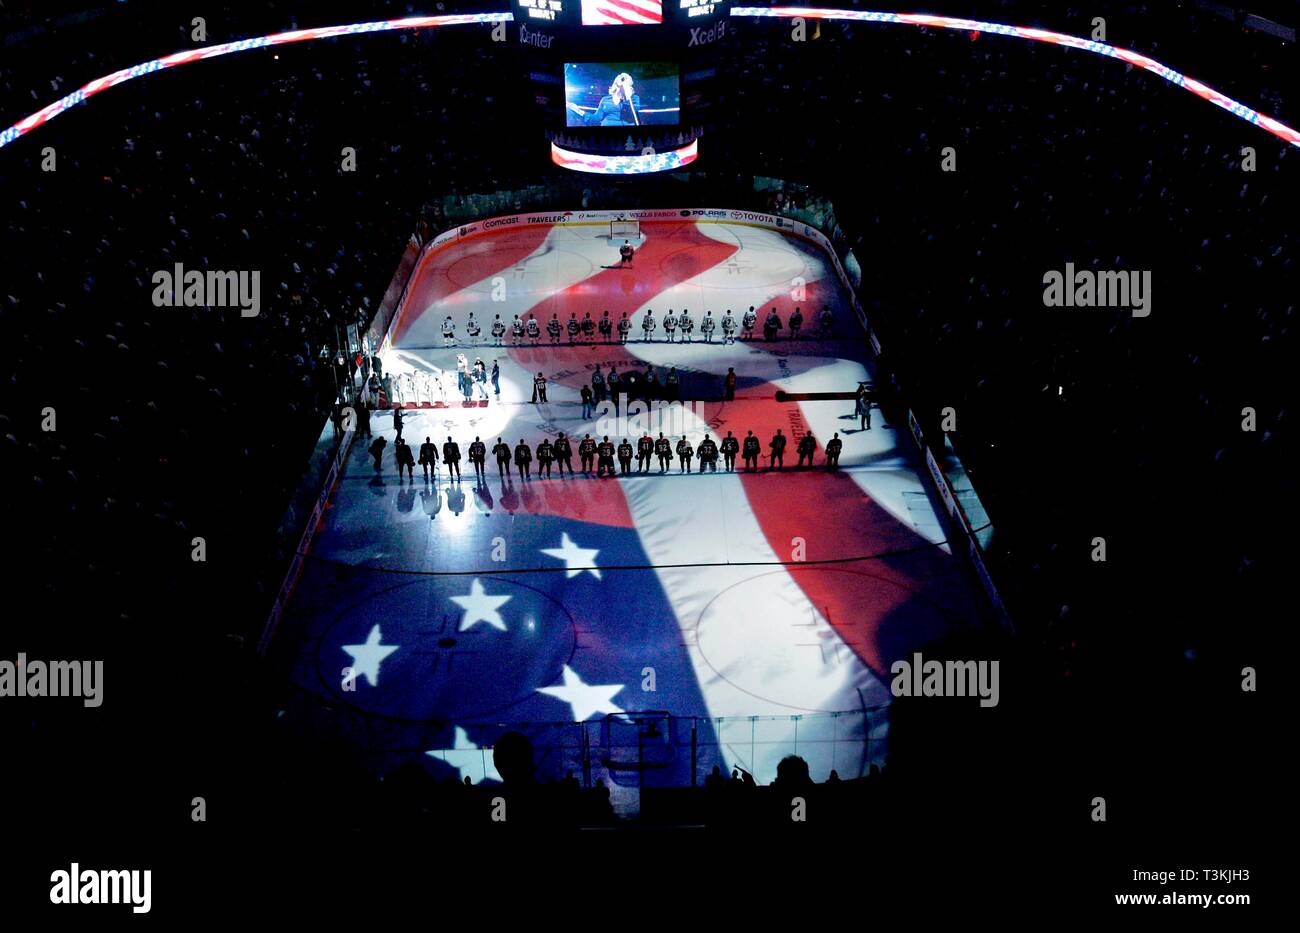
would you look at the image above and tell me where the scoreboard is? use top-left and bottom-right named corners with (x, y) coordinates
top-left (515, 0), bottom-right (565, 24)
top-left (507, 0), bottom-right (732, 173)
top-left (513, 0), bottom-right (728, 32)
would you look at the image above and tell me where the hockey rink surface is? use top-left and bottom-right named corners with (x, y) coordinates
top-left (273, 219), bottom-right (988, 801)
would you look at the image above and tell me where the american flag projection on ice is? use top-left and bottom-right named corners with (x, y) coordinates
top-left (280, 218), bottom-right (985, 788)
top-left (583, 0), bottom-right (663, 26)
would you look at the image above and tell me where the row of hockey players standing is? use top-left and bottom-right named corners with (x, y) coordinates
top-left (437, 307), bottom-right (836, 346)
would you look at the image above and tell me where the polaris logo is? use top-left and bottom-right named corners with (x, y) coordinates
top-left (688, 21), bottom-right (728, 46)
top-left (519, 23), bottom-right (553, 48)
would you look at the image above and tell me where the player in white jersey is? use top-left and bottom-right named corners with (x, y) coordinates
top-left (721, 309), bottom-right (737, 344)
top-left (442, 316), bottom-right (455, 347)
top-left (642, 310), bottom-right (656, 341)
top-left (741, 306), bottom-right (757, 339)
top-left (679, 308), bottom-right (694, 343)
top-left (662, 310), bottom-right (677, 343)
top-left (466, 314), bottom-right (481, 345)
top-left (492, 315), bottom-right (506, 346)
top-left (511, 315), bottom-right (525, 346)
top-left (701, 310), bottom-right (716, 342)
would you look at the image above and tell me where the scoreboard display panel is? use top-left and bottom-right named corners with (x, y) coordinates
top-left (516, 0), bottom-right (568, 24)
top-left (582, 0), bottom-right (664, 26)
top-left (513, 0), bottom-right (727, 30)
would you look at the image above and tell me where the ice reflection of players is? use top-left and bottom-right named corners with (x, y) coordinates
top-left (570, 72), bottom-right (642, 127)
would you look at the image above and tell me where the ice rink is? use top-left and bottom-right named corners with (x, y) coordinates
top-left (272, 219), bottom-right (989, 801)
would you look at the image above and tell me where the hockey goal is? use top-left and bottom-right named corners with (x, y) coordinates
top-left (610, 219), bottom-right (640, 238)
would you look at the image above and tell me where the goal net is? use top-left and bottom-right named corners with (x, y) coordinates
top-left (610, 219), bottom-right (640, 238)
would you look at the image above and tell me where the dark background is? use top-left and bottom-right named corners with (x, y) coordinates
top-left (0, 0), bottom-right (1289, 913)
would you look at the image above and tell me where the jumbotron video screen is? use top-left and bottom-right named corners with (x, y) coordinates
top-left (564, 62), bottom-right (681, 126)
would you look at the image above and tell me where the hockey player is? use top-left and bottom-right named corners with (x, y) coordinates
top-left (663, 309), bottom-right (677, 343)
top-left (742, 430), bottom-right (761, 471)
top-left (442, 316), bottom-right (456, 347)
top-left (637, 433), bottom-right (655, 473)
top-left (642, 310), bottom-right (656, 341)
top-left (511, 315), bottom-right (525, 346)
top-left (548, 314), bottom-right (562, 345)
top-left (394, 438), bottom-right (415, 481)
top-left (720, 431), bottom-right (739, 472)
top-left (532, 372), bottom-right (548, 404)
top-left (579, 434), bottom-right (597, 474)
top-left (419, 436), bottom-right (439, 480)
top-left (721, 309), bottom-right (737, 345)
top-left (697, 434), bottom-right (719, 473)
top-left (599, 311), bottom-right (613, 343)
top-left (493, 437), bottom-right (511, 477)
top-left (795, 432), bottom-right (816, 468)
top-left (619, 240), bottom-right (634, 267)
top-left (855, 382), bottom-right (873, 430)
top-left (679, 308), bottom-right (694, 343)
top-left (655, 433), bottom-right (673, 472)
top-left (617, 438), bottom-right (634, 475)
top-left (818, 306), bottom-right (834, 336)
top-left (514, 439), bottom-right (532, 481)
top-left (492, 315), bottom-right (506, 346)
top-left (597, 436), bottom-right (616, 478)
top-left (554, 432), bottom-right (574, 476)
top-left (369, 435), bottom-right (388, 471)
top-left (789, 307), bottom-right (803, 340)
top-left (606, 366), bottom-right (620, 413)
top-left (467, 313), bottom-right (481, 345)
top-left (676, 436), bottom-right (694, 473)
top-left (581, 312), bottom-right (596, 344)
top-left (724, 367), bottom-right (737, 402)
top-left (443, 436), bottom-right (462, 480)
top-left (825, 432), bottom-right (843, 469)
top-left (763, 308), bottom-right (781, 341)
top-left (567, 313), bottom-right (580, 345)
top-left (526, 314), bottom-right (541, 345)
top-left (536, 438), bottom-right (555, 478)
top-left (665, 367), bottom-right (680, 402)
top-left (592, 365), bottom-right (606, 404)
top-left (701, 310), bottom-right (716, 343)
top-left (618, 313), bottom-right (631, 343)
top-left (768, 429), bottom-right (787, 469)
top-left (468, 436), bottom-right (487, 480)
top-left (741, 306), bottom-right (757, 340)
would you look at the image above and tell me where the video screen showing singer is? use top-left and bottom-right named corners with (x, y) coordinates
top-left (564, 62), bottom-right (680, 128)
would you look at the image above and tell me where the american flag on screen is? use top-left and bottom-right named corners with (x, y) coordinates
top-left (582, 0), bottom-right (663, 26)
